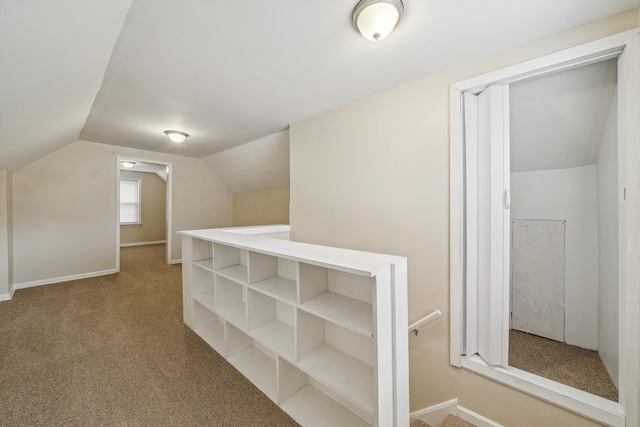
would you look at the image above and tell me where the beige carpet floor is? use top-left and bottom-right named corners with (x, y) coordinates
top-left (509, 329), bottom-right (618, 401)
top-left (0, 244), bottom-right (299, 426)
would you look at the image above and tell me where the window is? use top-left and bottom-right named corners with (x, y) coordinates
top-left (120, 179), bottom-right (141, 224)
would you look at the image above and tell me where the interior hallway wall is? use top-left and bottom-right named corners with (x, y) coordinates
top-left (12, 140), bottom-right (232, 285)
top-left (0, 169), bottom-right (13, 297)
top-left (120, 170), bottom-right (167, 245)
top-left (510, 165), bottom-right (599, 350)
top-left (597, 89), bottom-right (619, 387)
top-left (233, 189), bottom-right (289, 226)
top-left (288, 9), bottom-right (639, 427)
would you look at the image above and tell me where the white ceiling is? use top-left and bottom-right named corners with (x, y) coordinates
top-left (203, 130), bottom-right (289, 193)
top-left (1, 0), bottom-right (638, 174)
top-left (0, 0), bottom-right (132, 171)
top-left (510, 59), bottom-right (617, 172)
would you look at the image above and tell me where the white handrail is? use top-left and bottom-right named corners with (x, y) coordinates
top-left (408, 309), bottom-right (442, 336)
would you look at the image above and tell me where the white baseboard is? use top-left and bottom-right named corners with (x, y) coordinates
top-left (457, 406), bottom-right (503, 427)
top-left (120, 240), bottom-right (166, 247)
top-left (410, 399), bottom-right (458, 426)
top-left (0, 285), bottom-right (15, 301)
top-left (169, 259), bottom-right (182, 265)
top-left (14, 269), bottom-right (118, 290)
top-left (410, 398), bottom-right (503, 427)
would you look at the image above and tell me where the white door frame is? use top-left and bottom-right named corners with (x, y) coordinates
top-left (450, 28), bottom-right (639, 427)
top-left (116, 156), bottom-right (173, 270)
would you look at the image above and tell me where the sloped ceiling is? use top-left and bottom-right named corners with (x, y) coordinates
top-left (1, 0), bottom-right (638, 181)
top-left (203, 130), bottom-right (289, 193)
top-left (510, 59), bottom-right (617, 172)
top-left (0, 0), bottom-right (132, 171)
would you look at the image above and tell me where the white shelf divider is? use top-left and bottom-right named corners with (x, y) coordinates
top-left (193, 258), bottom-right (214, 272)
top-left (251, 276), bottom-right (297, 305)
top-left (251, 319), bottom-right (295, 362)
top-left (300, 292), bottom-right (373, 337)
top-left (215, 265), bottom-right (248, 285)
top-left (193, 291), bottom-right (216, 312)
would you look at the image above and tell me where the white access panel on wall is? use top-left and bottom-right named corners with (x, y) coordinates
top-left (511, 219), bottom-right (565, 342)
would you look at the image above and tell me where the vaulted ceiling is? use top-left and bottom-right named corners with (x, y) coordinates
top-left (1, 0), bottom-right (638, 182)
top-left (511, 59), bottom-right (618, 173)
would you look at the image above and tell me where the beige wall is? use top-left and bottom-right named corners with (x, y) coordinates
top-left (0, 169), bottom-right (13, 296)
top-left (233, 189), bottom-right (290, 226)
top-left (289, 10), bottom-right (639, 427)
top-left (13, 140), bottom-right (232, 284)
top-left (120, 170), bottom-right (166, 245)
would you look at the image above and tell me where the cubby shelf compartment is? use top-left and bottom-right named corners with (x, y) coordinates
top-left (193, 291), bottom-right (215, 312)
top-left (248, 253), bottom-right (297, 304)
top-left (227, 323), bottom-right (278, 403)
top-left (300, 293), bottom-right (373, 338)
top-left (192, 264), bottom-right (214, 299)
top-left (297, 310), bottom-right (375, 418)
top-left (180, 226), bottom-right (409, 427)
top-left (299, 263), bottom-right (374, 337)
top-left (250, 277), bottom-right (297, 304)
top-left (281, 384), bottom-right (371, 427)
top-left (214, 243), bottom-right (248, 284)
top-left (192, 238), bottom-right (212, 263)
top-left (247, 289), bottom-right (295, 361)
top-left (193, 300), bottom-right (224, 354)
top-left (215, 275), bottom-right (247, 329)
top-left (278, 358), bottom-right (371, 427)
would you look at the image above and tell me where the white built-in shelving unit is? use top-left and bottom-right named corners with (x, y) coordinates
top-left (179, 225), bottom-right (408, 427)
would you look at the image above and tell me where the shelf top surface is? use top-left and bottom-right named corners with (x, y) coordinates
top-left (179, 226), bottom-right (405, 277)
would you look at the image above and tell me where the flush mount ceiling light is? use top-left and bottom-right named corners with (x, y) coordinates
top-left (164, 130), bottom-right (189, 143)
top-left (352, 0), bottom-right (404, 42)
top-left (120, 160), bottom-right (136, 168)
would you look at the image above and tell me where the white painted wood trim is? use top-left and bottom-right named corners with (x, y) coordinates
top-left (618, 31), bottom-right (640, 427)
top-left (169, 259), bottom-right (182, 265)
top-left (0, 285), bottom-right (14, 301)
top-left (180, 226), bottom-right (402, 277)
top-left (410, 398), bottom-right (504, 427)
top-left (449, 85), bottom-right (464, 367)
top-left (115, 156), bottom-right (121, 272)
top-left (410, 398), bottom-right (458, 418)
top-left (457, 405), bottom-right (504, 427)
top-left (13, 269), bottom-right (118, 289)
top-left (462, 355), bottom-right (624, 427)
top-left (452, 28), bottom-right (638, 93)
top-left (165, 162), bottom-right (173, 266)
top-left (120, 240), bottom-right (167, 247)
top-left (116, 156), bottom-right (173, 269)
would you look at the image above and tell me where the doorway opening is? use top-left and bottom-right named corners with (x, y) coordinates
top-left (116, 157), bottom-right (172, 269)
top-left (507, 59), bottom-right (618, 401)
top-left (450, 29), bottom-right (640, 427)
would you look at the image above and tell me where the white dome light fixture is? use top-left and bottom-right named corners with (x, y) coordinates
top-left (352, 0), bottom-right (404, 42)
top-left (164, 130), bottom-right (189, 144)
top-left (121, 160), bottom-right (136, 168)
